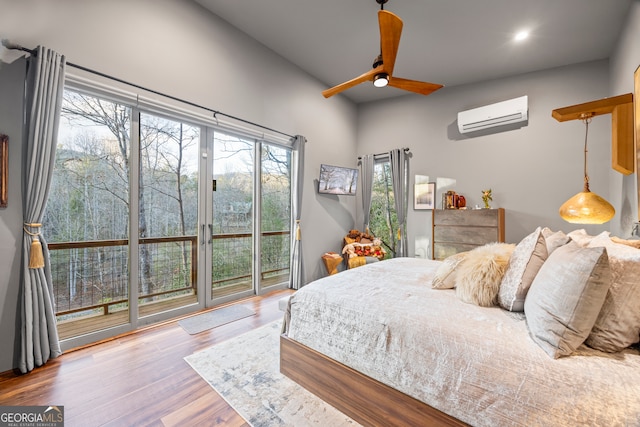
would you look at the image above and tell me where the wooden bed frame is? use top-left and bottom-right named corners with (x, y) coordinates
top-left (280, 334), bottom-right (468, 427)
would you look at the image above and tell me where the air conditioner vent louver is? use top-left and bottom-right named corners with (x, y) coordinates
top-left (458, 96), bottom-right (528, 134)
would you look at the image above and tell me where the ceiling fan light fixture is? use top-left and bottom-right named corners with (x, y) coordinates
top-left (373, 73), bottom-right (389, 88)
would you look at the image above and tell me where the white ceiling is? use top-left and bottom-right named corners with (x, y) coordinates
top-left (194, 0), bottom-right (632, 104)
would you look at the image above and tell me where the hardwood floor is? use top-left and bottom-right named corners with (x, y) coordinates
top-left (0, 289), bottom-right (294, 427)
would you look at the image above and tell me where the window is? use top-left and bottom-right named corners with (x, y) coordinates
top-left (45, 90), bottom-right (132, 333)
top-left (369, 160), bottom-right (398, 258)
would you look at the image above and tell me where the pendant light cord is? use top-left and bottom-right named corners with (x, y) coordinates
top-left (582, 115), bottom-right (593, 192)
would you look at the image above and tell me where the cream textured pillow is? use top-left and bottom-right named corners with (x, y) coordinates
top-left (524, 242), bottom-right (611, 358)
top-left (585, 234), bottom-right (640, 352)
top-left (431, 252), bottom-right (467, 289)
top-left (566, 229), bottom-right (600, 247)
top-left (498, 227), bottom-right (548, 312)
top-left (455, 243), bottom-right (515, 307)
top-left (611, 236), bottom-right (640, 249)
top-left (541, 227), bottom-right (570, 255)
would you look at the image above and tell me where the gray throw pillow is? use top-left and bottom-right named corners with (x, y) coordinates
top-left (524, 241), bottom-right (611, 358)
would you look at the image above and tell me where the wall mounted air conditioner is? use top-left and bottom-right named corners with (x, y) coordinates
top-left (457, 95), bottom-right (528, 134)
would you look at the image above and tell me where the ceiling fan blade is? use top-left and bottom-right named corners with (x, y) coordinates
top-left (322, 67), bottom-right (381, 98)
top-left (388, 77), bottom-right (444, 96)
top-left (378, 10), bottom-right (403, 76)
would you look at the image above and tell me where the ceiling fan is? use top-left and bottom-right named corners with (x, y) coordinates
top-left (322, 0), bottom-right (443, 99)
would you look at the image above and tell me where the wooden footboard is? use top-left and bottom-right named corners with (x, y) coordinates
top-left (280, 334), bottom-right (468, 427)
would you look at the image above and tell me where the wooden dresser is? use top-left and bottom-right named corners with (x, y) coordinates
top-left (431, 208), bottom-right (505, 260)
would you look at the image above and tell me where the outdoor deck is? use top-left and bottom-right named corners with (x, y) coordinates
top-left (56, 273), bottom-right (288, 340)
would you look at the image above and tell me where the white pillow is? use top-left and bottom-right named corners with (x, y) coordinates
top-left (524, 241), bottom-right (611, 358)
top-left (431, 252), bottom-right (467, 289)
top-left (566, 229), bottom-right (601, 247)
top-left (585, 234), bottom-right (640, 352)
top-left (499, 227), bottom-right (548, 312)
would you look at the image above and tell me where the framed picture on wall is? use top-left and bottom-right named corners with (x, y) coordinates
top-left (414, 177), bottom-right (435, 210)
top-left (0, 134), bottom-right (7, 208)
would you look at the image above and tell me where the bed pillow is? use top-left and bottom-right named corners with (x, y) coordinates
top-left (610, 236), bottom-right (640, 249)
top-left (524, 241), bottom-right (611, 358)
top-left (584, 234), bottom-right (640, 352)
top-left (498, 227), bottom-right (548, 312)
top-left (431, 251), bottom-right (467, 289)
top-left (566, 229), bottom-right (600, 247)
top-left (455, 243), bottom-right (515, 307)
top-left (541, 227), bottom-right (570, 255)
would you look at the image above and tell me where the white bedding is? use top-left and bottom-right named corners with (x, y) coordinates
top-left (284, 257), bottom-right (640, 427)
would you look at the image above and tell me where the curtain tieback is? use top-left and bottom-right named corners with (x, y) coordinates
top-left (23, 223), bottom-right (45, 269)
top-left (295, 220), bottom-right (301, 241)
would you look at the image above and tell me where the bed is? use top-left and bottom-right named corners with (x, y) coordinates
top-left (280, 229), bottom-right (640, 427)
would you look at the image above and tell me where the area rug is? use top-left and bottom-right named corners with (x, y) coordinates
top-left (178, 305), bottom-right (256, 335)
top-left (184, 320), bottom-right (360, 426)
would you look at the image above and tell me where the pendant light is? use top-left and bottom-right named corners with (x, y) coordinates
top-left (559, 113), bottom-right (615, 224)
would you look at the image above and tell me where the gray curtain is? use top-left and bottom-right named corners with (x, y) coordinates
top-left (389, 148), bottom-right (409, 257)
top-left (19, 46), bottom-right (65, 373)
top-left (360, 154), bottom-right (374, 233)
top-left (289, 135), bottom-right (306, 289)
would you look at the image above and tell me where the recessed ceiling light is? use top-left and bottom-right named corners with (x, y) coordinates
top-left (514, 30), bottom-right (529, 42)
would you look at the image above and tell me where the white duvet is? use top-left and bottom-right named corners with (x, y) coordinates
top-left (284, 257), bottom-right (640, 427)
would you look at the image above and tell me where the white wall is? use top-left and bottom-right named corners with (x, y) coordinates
top-left (356, 60), bottom-right (614, 254)
top-left (0, 0), bottom-right (359, 372)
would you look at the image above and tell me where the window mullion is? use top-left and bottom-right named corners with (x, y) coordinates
top-left (129, 107), bottom-right (141, 325)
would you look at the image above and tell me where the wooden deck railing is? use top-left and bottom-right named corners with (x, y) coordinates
top-left (48, 231), bottom-right (290, 318)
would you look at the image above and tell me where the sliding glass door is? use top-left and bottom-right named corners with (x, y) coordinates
top-left (259, 143), bottom-right (291, 291)
top-left (46, 90), bottom-right (133, 340)
top-left (46, 87), bottom-right (292, 348)
top-left (137, 113), bottom-right (200, 318)
top-left (210, 132), bottom-right (255, 300)
top-left (207, 133), bottom-right (292, 303)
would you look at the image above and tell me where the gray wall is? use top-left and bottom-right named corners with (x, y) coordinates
top-left (609, 0), bottom-right (640, 236)
top-left (0, 59), bottom-right (26, 372)
top-left (355, 2), bottom-right (640, 253)
top-left (0, 0), bottom-right (359, 372)
top-left (357, 60), bottom-right (615, 255)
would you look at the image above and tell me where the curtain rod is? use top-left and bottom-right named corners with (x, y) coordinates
top-left (357, 147), bottom-right (410, 160)
top-left (7, 43), bottom-right (295, 139)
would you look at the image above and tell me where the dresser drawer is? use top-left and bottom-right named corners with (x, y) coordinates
top-left (432, 208), bottom-right (505, 260)
top-left (434, 226), bottom-right (501, 246)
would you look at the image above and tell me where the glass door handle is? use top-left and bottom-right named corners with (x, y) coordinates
top-left (201, 224), bottom-right (205, 245)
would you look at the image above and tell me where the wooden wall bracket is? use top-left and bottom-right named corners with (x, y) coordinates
top-left (552, 93), bottom-right (634, 175)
